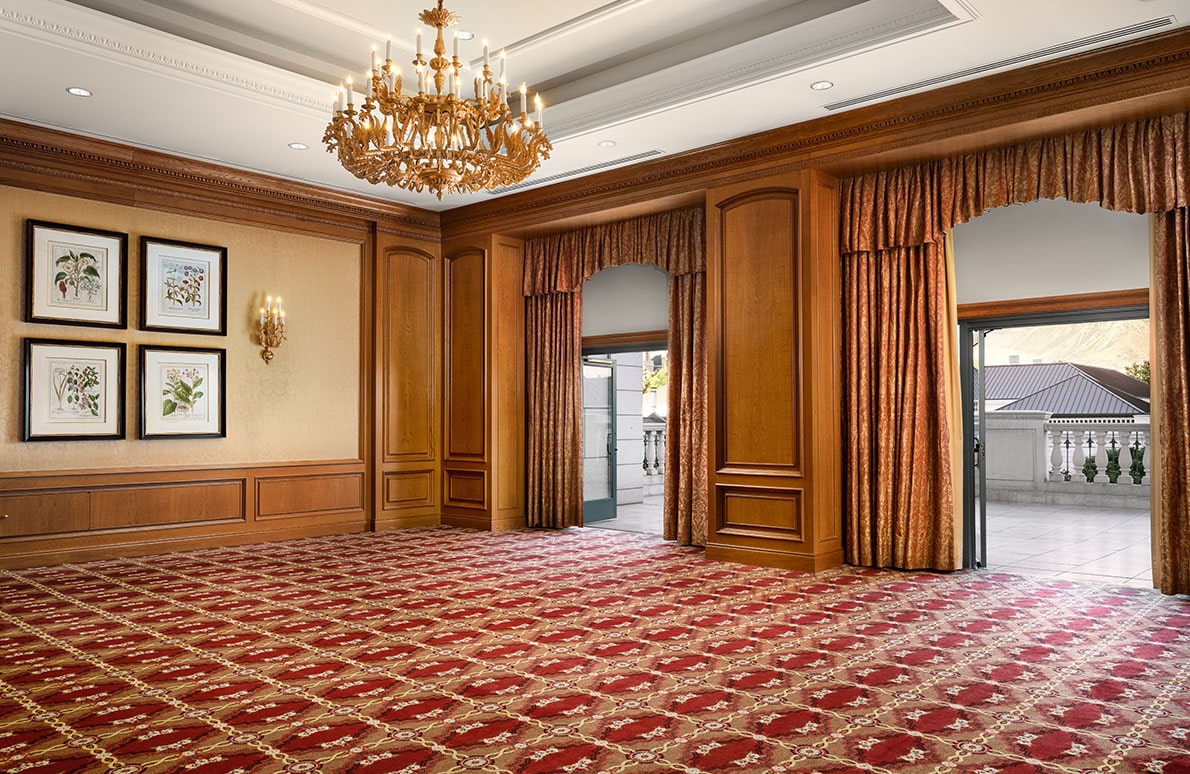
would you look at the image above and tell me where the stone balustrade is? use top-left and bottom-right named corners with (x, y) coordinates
top-left (983, 411), bottom-right (1150, 509)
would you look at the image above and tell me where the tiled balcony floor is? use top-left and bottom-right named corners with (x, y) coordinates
top-left (586, 494), bottom-right (664, 536)
top-left (588, 496), bottom-right (1154, 589)
top-left (982, 501), bottom-right (1153, 588)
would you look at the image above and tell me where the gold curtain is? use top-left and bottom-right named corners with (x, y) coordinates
top-left (843, 241), bottom-right (961, 570)
top-left (524, 208), bottom-right (707, 543)
top-left (525, 292), bottom-right (583, 528)
top-left (664, 271), bottom-right (708, 545)
top-left (841, 111), bottom-right (1190, 590)
top-left (1153, 208), bottom-right (1190, 595)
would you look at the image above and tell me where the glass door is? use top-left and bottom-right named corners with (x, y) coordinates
top-left (960, 324), bottom-right (989, 568)
top-left (582, 357), bottom-right (616, 523)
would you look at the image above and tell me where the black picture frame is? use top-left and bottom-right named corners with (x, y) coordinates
top-left (25, 220), bottom-right (128, 329)
top-left (23, 338), bottom-right (126, 441)
top-left (140, 236), bottom-right (227, 335)
top-left (139, 345), bottom-right (226, 439)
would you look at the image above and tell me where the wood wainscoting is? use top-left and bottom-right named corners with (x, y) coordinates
top-left (0, 461), bottom-right (367, 568)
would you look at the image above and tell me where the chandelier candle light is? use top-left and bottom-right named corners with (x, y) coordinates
top-left (257, 296), bottom-right (286, 364)
top-left (323, 1), bottom-right (552, 199)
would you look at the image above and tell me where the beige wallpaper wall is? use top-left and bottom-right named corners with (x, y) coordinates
top-left (1, 186), bottom-right (361, 471)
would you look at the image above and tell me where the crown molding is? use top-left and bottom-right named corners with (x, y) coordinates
top-left (0, 118), bottom-right (440, 240)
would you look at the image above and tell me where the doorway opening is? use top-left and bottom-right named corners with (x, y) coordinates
top-left (961, 309), bottom-right (1152, 587)
top-left (581, 347), bottom-right (667, 536)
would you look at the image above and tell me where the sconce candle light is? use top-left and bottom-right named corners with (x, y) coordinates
top-left (257, 295), bottom-right (287, 364)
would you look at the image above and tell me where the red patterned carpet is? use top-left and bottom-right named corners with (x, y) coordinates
top-left (1, 526), bottom-right (1188, 773)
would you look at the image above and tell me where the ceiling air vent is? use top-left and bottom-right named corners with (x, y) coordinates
top-left (824, 17), bottom-right (1175, 112)
top-left (487, 150), bottom-right (665, 194)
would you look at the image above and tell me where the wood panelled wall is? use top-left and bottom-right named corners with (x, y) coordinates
top-left (705, 171), bottom-right (842, 571)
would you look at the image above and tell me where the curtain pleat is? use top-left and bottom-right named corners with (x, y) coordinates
top-left (524, 208), bottom-right (707, 543)
top-left (525, 292), bottom-right (583, 529)
top-left (1153, 208), bottom-right (1190, 595)
top-left (844, 243), bottom-right (960, 569)
top-left (664, 272), bottom-right (708, 546)
top-left (841, 110), bottom-right (1190, 589)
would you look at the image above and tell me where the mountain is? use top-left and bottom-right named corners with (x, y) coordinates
top-left (982, 319), bottom-right (1149, 372)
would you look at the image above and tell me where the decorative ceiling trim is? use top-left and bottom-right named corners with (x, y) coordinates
top-left (499, 0), bottom-right (655, 59)
top-left (545, 4), bottom-right (956, 141)
top-left (825, 16), bottom-right (1176, 111)
top-left (0, 6), bottom-right (331, 113)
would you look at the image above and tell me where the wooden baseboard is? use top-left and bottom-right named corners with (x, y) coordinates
top-left (705, 543), bottom-right (844, 572)
top-left (374, 513), bottom-right (440, 531)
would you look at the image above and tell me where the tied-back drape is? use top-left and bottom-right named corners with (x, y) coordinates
top-left (842, 111), bottom-right (1190, 593)
top-left (523, 208), bottom-right (709, 544)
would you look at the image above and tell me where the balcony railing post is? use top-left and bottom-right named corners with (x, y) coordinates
top-left (1120, 430), bottom-right (1134, 486)
top-left (1137, 428), bottom-right (1147, 481)
top-left (655, 429), bottom-right (665, 476)
top-left (1049, 429), bottom-right (1064, 481)
top-left (1072, 429), bottom-right (1086, 482)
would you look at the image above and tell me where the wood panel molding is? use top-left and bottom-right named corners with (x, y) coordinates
top-left (582, 330), bottom-right (669, 350)
top-left (383, 470), bottom-right (436, 510)
top-left (382, 246), bottom-right (440, 463)
top-left (256, 473), bottom-right (363, 520)
top-left (443, 247), bottom-right (488, 462)
top-left (715, 188), bottom-right (801, 474)
top-left (958, 288), bottom-right (1150, 320)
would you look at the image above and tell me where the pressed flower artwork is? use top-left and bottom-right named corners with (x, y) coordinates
top-left (26, 221), bottom-right (127, 328)
top-left (24, 339), bottom-right (125, 441)
top-left (141, 237), bottom-right (226, 335)
top-left (140, 346), bottom-right (225, 438)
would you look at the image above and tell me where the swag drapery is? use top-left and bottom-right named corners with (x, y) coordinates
top-left (842, 111), bottom-right (1190, 594)
top-left (523, 208), bottom-right (709, 545)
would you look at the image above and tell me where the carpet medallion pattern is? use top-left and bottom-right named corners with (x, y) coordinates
top-left (1, 526), bottom-right (1187, 773)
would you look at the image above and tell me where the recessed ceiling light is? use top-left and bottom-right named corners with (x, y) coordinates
top-left (66, 87), bottom-right (92, 97)
top-left (288, 142), bottom-right (309, 150)
top-left (810, 80), bottom-right (834, 91)
top-left (457, 30), bottom-right (475, 40)
top-left (597, 139), bottom-right (617, 148)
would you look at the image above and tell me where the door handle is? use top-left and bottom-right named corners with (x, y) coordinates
top-left (606, 432), bottom-right (613, 456)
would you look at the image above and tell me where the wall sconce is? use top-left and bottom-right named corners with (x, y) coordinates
top-left (257, 295), bottom-right (286, 364)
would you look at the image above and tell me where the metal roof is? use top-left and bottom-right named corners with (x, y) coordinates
top-left (985, 363), bottom-right (1150, 417)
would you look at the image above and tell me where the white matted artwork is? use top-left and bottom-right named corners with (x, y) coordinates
top-left (140, 346), bottom-right (225, 438)
top-left (23, 339), bottom-right (125, 441)
top-left (25, 220), bottom-right (127, 328)
top-left (140, 237), bottom-right (227, 335)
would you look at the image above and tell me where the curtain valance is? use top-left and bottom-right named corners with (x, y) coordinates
top-left (523, 207), bottom-right (705, 296)
top-left (842, 111), bottom-right (1190, 253)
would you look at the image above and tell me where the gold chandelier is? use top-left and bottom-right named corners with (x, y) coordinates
top-left (323, 1), bottom-right (552, 199)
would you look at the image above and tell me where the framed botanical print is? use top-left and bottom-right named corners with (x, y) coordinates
top-left (23, 339), bottom-right (125, 441)
top-left (25, 220), bottom-right (127, 328)
top-left (140, 237), bottom-right (227, 335)
top-left (140, 346), bottom-right (225, 439)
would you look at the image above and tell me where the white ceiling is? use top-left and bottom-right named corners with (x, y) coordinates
top-left (1, 0), bottom-right (1186, 211)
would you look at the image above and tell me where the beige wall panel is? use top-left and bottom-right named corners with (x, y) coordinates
top-left (1, 186), bottom-right (362, 471)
